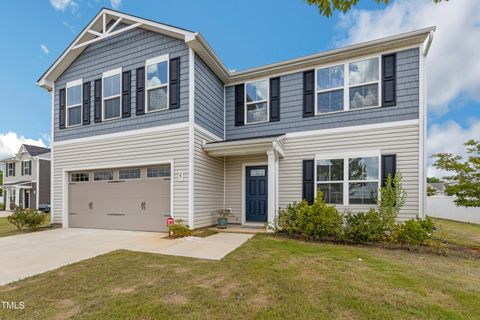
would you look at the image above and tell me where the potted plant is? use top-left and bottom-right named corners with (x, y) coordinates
top-left (215, 208), bottom-right (232, 229)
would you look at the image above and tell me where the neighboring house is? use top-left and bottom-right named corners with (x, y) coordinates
top-left (429, 182), bottom-right (447, 196)
top-left (37, 9), bottom-right (434, 231)
top-left (1, 144), bottom-right (51, 210)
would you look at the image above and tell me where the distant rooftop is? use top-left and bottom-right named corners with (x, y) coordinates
top-left (23, 144), bottom-right (50, 156)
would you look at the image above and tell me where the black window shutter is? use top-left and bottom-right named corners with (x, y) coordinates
top-left (122, 70), bottom-right (131, 118)
top-left (270, 77), bottom-right (280, 122)
top-left (303, 70), bottom-right (315, 117)
top-left (136, 67), bottom-right (145, 115)
top-left (59, 88), bottom-right (66, 129)
top-left (21, 162), bottom-right (24, 176)
top-left (382, 53), bottom-right (396, 107)
top-left (302, 159), bottom-right (315, 205)
top-left (381, 154), bottom-right (397, 187)
top-left (28, 160), bottom-right (32, 175)
top-left (94, 79), bottom-right (102, 123)
top-left (12, 163), bottom-right (15, 176)
top-left (82, 81), bottom-right (91, 125)
top-left (169, 57), bottom-right (180, 110)
top-left (234, 84), bottom-right (245, 126)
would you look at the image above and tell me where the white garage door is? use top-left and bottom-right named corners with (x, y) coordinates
top-left (68, 165), bottom-right (171, 232)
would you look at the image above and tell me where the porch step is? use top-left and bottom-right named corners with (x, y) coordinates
top-left (208, 224), bottom-right (269, 234)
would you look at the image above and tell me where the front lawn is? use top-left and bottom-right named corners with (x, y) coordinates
top-left (0, 214), bottom-right (52, 238)
top-left (1, 231), bottom-right (479, 319)
top-left (432, 217), bottom-right (480, 249)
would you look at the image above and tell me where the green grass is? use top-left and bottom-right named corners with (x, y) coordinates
top-left (432, 218), bottom-right (480, 249)
top-left (0, 214), bottom-right (52, 238)
top-left (1, 229), bottom-right (479, 319)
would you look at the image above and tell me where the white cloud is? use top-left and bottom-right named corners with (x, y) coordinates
top-left (426, 119), bottom-right (480, 178)
top-left (49, 0), bottom-right (78, 13)
top-left (0, 133), bottom-right (47, 169)
top-left (62, 21), bottom-right (76, 34)
top-left (40, 44), bottom-right (49, 55)
top-left (110, 0), bottom-right (122, 9)
top-left (336, 0), bottom-right (480, 115)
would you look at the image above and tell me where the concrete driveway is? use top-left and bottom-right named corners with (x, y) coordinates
top-left (0, 228), bottom-right (252, 285)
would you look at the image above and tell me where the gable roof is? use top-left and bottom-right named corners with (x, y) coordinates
top-left (22, 144), bottom-right (50, 156)
top-left (37, 8), bottom-right (435, 90)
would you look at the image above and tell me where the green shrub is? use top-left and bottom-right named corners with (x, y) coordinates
top-left (7, 206), bottom-right (47, 230)
top-left (343, 209), bottom-right (386, 243)
top-left (393, 218), bottom-right (433, 247)
top-left (278, 192), bottom-right (343, 240)
top-left (379, 173), bottom-right (406, 230)
top-left (278, 200), bottom-right (309, 236)
top-left (168, 223), bottom-right (192, 238)
top-left (419, 216), bottom-right (435, 233)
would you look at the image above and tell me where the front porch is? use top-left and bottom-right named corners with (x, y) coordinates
top-left (2, 181), bottom-right (35, 210)
top-left (203, 134), bottom-right (285, 227)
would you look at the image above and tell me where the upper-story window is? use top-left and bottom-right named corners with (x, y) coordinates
top-left (66, 79), bottom-right (82, 127)
top-left (245, 79), bottom-right (269, 124)
top-left (146, 55), bottom-right (169, 112)
top-left (349, 58), bottom-right (379, 109)
top-left (6, 162), bottom-right (15, 177)
top-left (316, 65), bottom-right (344, 114)
top-left (22, 161), bottom-right (31, 175)
top-left (103, 68), bottom-right (122, 121)
top-left (316, 57), bottom-right (380, 114)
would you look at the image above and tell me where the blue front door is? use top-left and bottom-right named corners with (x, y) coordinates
top-left (246, 166), bottom-right (268, 222)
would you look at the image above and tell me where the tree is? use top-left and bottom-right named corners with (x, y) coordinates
top-left (427, 177), bottom-right (442, 183)
top-left (427, 184), bottom-right (438, 196)
top-left (433, 140), bottom-right (480, 207)
top-left (305, 0), bottom-right (447, 17)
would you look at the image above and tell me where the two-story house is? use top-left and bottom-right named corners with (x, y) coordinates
top-left (37, 8), bottom-right (434, 231)
top-left (1, 144), bottom-right (51, 210)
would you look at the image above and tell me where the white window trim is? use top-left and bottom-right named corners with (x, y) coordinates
top-left (315, 55), bottom-right (382, 116)
top-left (119, 168), bottom-right (141, 180)
top-left (66, 78), bottom-right (83, 128)
top-left (315, 150), bottom-right (381, 206)
top-left (102, 68), bottom-right (122, 121)
top-left (145, 54), bottom-right (169, 113)
top-left (244, 78), bottom-right (270, 125)
top-left (23, 160), bottom-right (31, 176)
top-left (146, 166), bottom-right (171, 179)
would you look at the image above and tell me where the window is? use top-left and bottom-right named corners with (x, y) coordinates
top-left (9, 190), bottom-right (15, 203)
top-left (146, 55), bottom-right (168, 112)
top-left (315, 153), bottom-right (380, 205)
top-left (349, 58), bottom-right (379, 109)
top-left (119, 168), bottom-right (141, 180)
top-left (317, 159), bottom-right (344, 204)
top-left (66, 80), bottom-right (82, 127)
top-left (103, 69), bottom-right (121, 120)
top-left (315, 56), bottom-right (381, 114)
top-left (71, 172), bottom-right (89, 182)
top-left (7, 162), bottom-right (15, 176)
top-left (23, 161), bottom-right (31, 175)
top-left (245, 79), bottom-right (268, 124)
top-left (316, 65), bottom-right (344, 114)
top-left (94, 171), bottom-right (113, 181)
top-left (147, 166), bottom-right (171, 178)
top-left (348, 157), bottom-right (379, 204)
top-left (250, 169), bottom-right (266, 177)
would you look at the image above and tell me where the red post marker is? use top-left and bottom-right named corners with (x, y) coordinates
top-left (166, 217), bottom-right (175, 226)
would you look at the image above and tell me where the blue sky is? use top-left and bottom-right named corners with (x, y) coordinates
top-left (0, 0), bottom-right (479, 176)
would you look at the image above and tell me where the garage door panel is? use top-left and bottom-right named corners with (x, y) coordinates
top-left (69, 165), bottom-right (171, 232)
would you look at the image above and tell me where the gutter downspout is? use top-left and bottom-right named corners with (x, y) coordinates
top-left (423, 30), bottom-right (434, 57)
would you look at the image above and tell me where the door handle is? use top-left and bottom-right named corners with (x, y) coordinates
top-left (140, 201), bottom-right (146, 210)
top-left (89, 202), bottom-right (93, 210)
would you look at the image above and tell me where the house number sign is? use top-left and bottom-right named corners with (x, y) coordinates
top-left (178, 171), bottom-right (184, 182)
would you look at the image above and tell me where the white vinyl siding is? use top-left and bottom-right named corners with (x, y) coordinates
top-left (52, 126), bottom-right (190, 225)
top-left (279, 122), bottom-right (420, 220)
top-left (193, 128), bottom-right (224, 228)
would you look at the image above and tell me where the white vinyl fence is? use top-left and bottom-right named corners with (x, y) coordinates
top-left (427, 196), bottom-right (480, 224)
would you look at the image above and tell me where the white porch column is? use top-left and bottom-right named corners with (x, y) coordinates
top-left (15, 187), bottom-right (20, 207)
top-left (5, 189), bottom-right (10, 210)
top-left (267, 150), bottom-right (277, 225)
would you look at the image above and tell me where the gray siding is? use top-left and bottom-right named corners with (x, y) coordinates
top-left (225, 48), bottom-right (419, 140)
top-left (193, 128), bottom-right (224, 228)
top-left (54, 27), bottom-right (190, 141)
top-left (38, 159), bottom-right (51, 205)
top-left (194, 54), bottom-right (225, 139)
